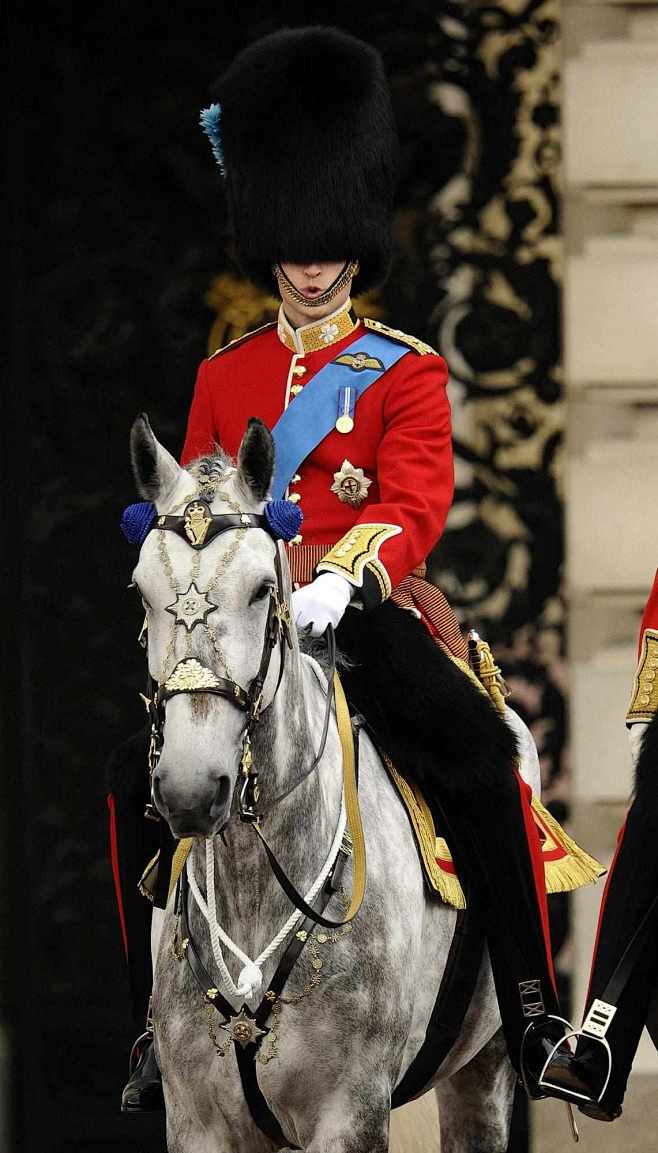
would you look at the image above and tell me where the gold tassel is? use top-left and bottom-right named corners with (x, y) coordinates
top-left (467, 631), bottom-right (509, 716)
top-left (531, 797), bottom-right (605, 892)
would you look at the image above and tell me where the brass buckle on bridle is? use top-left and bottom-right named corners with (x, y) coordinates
top-left (273, 590), bottom-right (293, 649)
top-left (139, 691), bottom-right (163, 822)
top-left (239, 730), bottom-right (260, 824)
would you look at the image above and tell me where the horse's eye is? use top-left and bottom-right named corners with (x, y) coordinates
top-left (129, 580), bottom-right (151, 612)
top-left (250, 582), bottom-right (274, 605)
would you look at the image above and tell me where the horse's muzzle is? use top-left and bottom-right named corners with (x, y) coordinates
top-left (153, 769), bottom-right (233, 837)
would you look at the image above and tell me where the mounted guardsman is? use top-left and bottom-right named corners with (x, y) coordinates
top-left (546, 570), bottom-right (658, 1122)
top-left (112, 24), bottom-right (601, 1120)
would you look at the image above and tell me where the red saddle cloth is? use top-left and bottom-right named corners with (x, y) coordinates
top-left (382, 755), bottom-right (604, 910)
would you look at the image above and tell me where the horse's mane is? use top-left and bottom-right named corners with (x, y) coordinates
top-left (298, 633), bottom-right (353, 675)
top-left (186, 446), bottom-right (234, 495)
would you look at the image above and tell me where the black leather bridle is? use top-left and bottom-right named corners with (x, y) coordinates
top-left (141, 500), bottom-right (295, 824)
top-left (136, 497), bottom-right (362, 1148)
top-left (140, 497), bottom-right (360, 935)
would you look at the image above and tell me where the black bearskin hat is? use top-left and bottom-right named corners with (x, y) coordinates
top-left (211, 26), bottom-right (399, 294)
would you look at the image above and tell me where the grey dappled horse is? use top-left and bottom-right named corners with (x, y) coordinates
top-left (130, 416), bottom-right (527, 1152)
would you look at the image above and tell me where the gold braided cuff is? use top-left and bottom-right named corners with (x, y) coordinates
top-left (316, 523), bottom-right (401, 609)
top-left (627, 628), bottom-right (658, 723)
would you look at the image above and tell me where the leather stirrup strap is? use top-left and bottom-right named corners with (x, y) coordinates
top-left (333, 670), bottom-right (367, 922)
top-left (594, 892), bottom-right (658, 1013)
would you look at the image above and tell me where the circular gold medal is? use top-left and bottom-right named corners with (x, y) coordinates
top-left (335, 415), bottom-right (354, 434)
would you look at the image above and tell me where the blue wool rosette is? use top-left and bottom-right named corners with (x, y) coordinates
top-left (121, 501), bottom-right (156, 545)
top-left (264, 500), bottom-right (303, 542)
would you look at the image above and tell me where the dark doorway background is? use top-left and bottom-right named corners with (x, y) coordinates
top-left (4, 1), bottom-right (564, 1149)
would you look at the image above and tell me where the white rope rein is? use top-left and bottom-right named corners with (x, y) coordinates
top-left (186, 797), bottom-right (347, 1005)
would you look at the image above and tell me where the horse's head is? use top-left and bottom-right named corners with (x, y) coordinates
top-left (129, 414), bottom-right (296, 838)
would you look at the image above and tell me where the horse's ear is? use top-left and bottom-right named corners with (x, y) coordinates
top-left (237, 418), bottom-right (274, 502)
top-left (130, 413), bottom-right (182, 505)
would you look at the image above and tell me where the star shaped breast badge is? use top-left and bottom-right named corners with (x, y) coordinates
top-left (330, 460), bottom-right (372, 508)
top-left (166, 582), bottom-right (216, 632)
top-left (221, 1009), bottom-right (267, 1049)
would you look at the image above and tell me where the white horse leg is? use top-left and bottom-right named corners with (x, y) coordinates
top-left (166, 1113), bottom-right (272, 1153)
top-left (289, 1086), bottom-right (390, 1153)
top-left (434, 1027), bottom-right (516, 1153)
top-left (151, 905), bottom-right (165, 973)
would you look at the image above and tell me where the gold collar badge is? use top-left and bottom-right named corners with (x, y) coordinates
top-left (331, 460), bottom-right (372, 508)
top-left (277, 301), bottom-right (358, 354)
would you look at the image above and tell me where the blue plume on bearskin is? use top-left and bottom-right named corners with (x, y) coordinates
top-left (264, 499), bottom-right (303, 541)
top-left (121, 501), bottom-right (156, 545)
top-left (199, 104), bottom-right (225, 175)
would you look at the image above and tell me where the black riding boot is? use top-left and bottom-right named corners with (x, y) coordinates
top-left (335, 602), bottom-right (577, 1092)
top-left (121, 1024), bottom-right (165, 1113)
top-left (571, 720), bottom-right (658, 1121)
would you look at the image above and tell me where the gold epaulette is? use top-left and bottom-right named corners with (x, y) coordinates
top-left (208, 321), bottom-right (277, 360)
top-left (627, 628), bottom-right (658, 723)
top-left (363, 317), bottom-right (437, 356)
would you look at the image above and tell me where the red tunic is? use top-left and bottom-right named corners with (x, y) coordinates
top-left (182, 305), bottom-right (453, 615)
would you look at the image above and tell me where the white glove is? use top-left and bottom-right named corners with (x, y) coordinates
top-left (291, 573), bottom-right (354, 637)
top-left (628, 721), bottom-right (649, 769)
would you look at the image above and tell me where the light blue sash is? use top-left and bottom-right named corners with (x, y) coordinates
top-left (270, 332), bottom-right (408, 499)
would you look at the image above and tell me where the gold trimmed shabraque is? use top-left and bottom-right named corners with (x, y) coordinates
top-left (382, 756), bottom-right (603, 909)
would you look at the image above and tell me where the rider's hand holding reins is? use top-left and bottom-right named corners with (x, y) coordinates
top-left (291, 572), bottom-right (354, 637)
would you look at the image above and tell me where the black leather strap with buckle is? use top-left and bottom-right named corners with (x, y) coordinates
top-left (155, 507), bottom-right (268, 550)
top-left (179, 860), bottom-right (336, 1148)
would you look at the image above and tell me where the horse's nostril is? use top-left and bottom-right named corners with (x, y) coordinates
top-left (210, 775), bottom-right (231, 818)
top-left (152, 772), bottom-right (167, 814)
